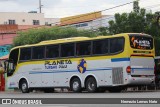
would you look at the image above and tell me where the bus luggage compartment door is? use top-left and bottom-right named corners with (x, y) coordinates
top-left (130, 57), bottom-right (154, 76)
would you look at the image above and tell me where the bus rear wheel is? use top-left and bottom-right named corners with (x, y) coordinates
top-left (86, 77), bottom-right (97, 93)
top-left (70, 78), bottom-right (82, 92)
top-left (20, 79), bottom-right (29, 93)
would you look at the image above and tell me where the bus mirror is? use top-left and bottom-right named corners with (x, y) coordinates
top-left (4, 60), bottom-right (8, 73)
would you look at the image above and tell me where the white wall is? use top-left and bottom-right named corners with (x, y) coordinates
top-left (65, 15), bottom-right (115, 30)
top-left (45, 18), bottom-right (60, 26)
top-left (0, 12), bottom-right (45, 25)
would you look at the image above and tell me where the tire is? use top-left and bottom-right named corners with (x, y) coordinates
top-left (70, 78), bottom-right (82, 92)
top-left (20, 79), bottom-right (29, 93)
top-left (86, 77), bottom-right (97, 93)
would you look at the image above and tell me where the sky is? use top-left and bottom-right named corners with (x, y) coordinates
top-left (0, 0), bottom-right (160, 18)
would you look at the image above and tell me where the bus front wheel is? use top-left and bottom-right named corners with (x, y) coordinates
top-left (20, 79), bottom-right (29, 93)
top-left (70, 78), bottom-right (82, 92)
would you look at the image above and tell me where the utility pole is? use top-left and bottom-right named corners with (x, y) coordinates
top-left (39, 0), bottom-right (43, 13)
top-left (155, 11), bottom-right (160, 28)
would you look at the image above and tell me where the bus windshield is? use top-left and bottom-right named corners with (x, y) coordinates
top-left (129, 35), bottom-right (153, 50)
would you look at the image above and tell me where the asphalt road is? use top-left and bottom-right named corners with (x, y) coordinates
top-left (0, 90), bottom-right (160, 107)
top-left (0, 89), bottom-right (160, 98)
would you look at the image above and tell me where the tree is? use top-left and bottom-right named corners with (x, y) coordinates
top-left (133, 0), bottom-right (140, 13)
top-left (107, 0), bottom-right (160, 55)
top-left (13, 27), bottom-right (97, 47)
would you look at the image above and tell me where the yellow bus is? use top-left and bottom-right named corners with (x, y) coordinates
top-left (5, 33), bottom-right (155, 93)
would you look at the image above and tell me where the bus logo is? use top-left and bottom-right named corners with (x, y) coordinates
top-left (77, 59), bottom-right (87, 74)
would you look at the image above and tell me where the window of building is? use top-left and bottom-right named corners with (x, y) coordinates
top-left (46, 45), bottom-right (59, 58)
top-left (20, 48), bottom-right (31, 60)
top-left (75, 24), bottom-right (80, 27)
top-left (80, 23), bottom-right (88, 27)
top-left (93, 39), bottom-right (108, 55)
top-left (76, 42), bottom-right (91, 56)
top-left (8, 20), bottom-right (16, 25)
top-left (74, 23), bottom-right (88, 28)
top-left (32, 46), bottom-right (45, 59)
top-left (61, 43), bottom-right (74, 57)
top-left (22, 19), bottom-right (25, 22)
top-left (4, 21), bottom-right (7, 24)
top-left (109, 37), bottom-right (124, 54)
top-left (33, 20), bottom-right (40, 25)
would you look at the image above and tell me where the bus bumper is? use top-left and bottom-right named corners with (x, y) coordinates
top-left (127, 75), bottom-right (155, 85)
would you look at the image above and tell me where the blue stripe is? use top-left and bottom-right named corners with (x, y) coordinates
top-left (131, 68), bottom-right (154, 70)
top-left (29, 70), bottom-right (77, 74)
top-left (87, 68), bottom-right (112, 71)
top-left (29, 68), bottom-right (112, 74)
top-left (111, 58), bottom-right (130, 62)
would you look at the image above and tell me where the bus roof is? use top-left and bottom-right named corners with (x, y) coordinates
top-left (10, 33), bottom-right (152, 51)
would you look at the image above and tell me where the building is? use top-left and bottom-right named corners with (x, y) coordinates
top-left (45, 18), bottom-right (60, 26)
top-left (60, 11), bottom-right (114, 30)
top-left (0, 12), bottom-right (61, 58)
top-left (0, 12), bottom-right (45, 25)
top-left (0, 11), bottom-right (114, 59)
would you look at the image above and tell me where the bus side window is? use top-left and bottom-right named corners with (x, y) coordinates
top-left (76, 42), bottom-right (91, 56)
top-left (110, 37), bottom-right (124, 54)
top-left (46, 45), bottom-right (59, 58)
top-left (93, 39), bottom-right (108, 55)
top-left (32, 46), bottom-right (45, 59)
top-left (61, 43), bottom-right (74, 57)
top-left (20, 48), bottom-right (31, 60)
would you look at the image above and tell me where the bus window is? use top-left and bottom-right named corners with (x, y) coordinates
top-left (20, 48), bottom-right (31, 60)
top-left (32, 46), bottom-right (45, 59)
top-left (129, 35), bottom-right (153, 50)
top-left (7, 48), bottom-right (19, 77)
top-left (110, 37), bottom-right (124, 54)
top-left (46, 45), bottom-right (59, 58)
top-left (76, 41), bottom-right (91, 56)
top-left (93, 39), bottom-right (108, 55)
top-left (61, 43), bottom-right (74, 57)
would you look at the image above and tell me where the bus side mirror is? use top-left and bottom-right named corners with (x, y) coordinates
top-left (4, 60), bottom-right (8, 73)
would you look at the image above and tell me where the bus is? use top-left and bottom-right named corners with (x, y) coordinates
top-left (5, 33), bottom-right (155, 93)
top-left (155, 56), bottom-right (160, 88)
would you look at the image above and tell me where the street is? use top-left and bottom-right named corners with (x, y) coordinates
top-left (0, 90), bottom-right (160, 107)
top-left (0, 90), bottom-right (160, 98)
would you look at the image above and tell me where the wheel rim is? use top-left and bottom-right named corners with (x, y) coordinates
top-left (88, 81), bottom-right (95, 91)
top-left (22, 83), bottom-right (27, 91)
top-left (73, 81), bottom-right (79, 91)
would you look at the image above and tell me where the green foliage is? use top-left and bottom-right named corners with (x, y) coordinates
top-left (98, 27), bottom-right (110, 35)
top-left (106, 0), bottom-right (160, 55)
top-left (13, 27), bottom-right (97, 47)
top-left (133, 0), bottom-right (140, 13)
top-left (154, 37), bottom-right (160, 56)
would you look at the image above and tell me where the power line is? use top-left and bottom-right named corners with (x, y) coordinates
top-left (101, 1), bottom-right (133, 12)
top-left (48, 1), bottom-right (133, 26)
top-left (0, 1), bottom-right (136, 40)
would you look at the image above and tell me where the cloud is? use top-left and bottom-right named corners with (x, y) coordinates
top-left (0, 0), bottom-right (160, 18)
top-left (43, 0), bottom-right (131, 18)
